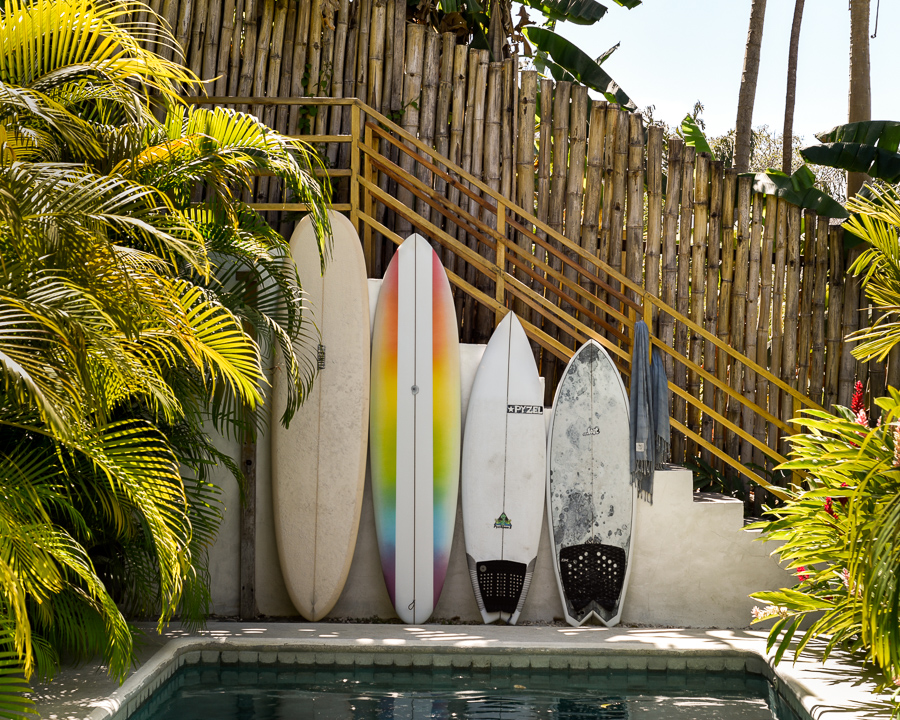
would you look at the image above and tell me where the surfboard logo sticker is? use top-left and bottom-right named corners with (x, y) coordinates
top-left (583, 426), bottom-right (601, 436)
top-left (507, 404), bottom-right (543, 414)
top-left (494, 512), bottom-right (512, 529)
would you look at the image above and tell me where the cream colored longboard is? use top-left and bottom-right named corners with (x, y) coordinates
top-left (547, 340), bottom-right (634, 627)
top-left (462, 312), bottom-right (545, 625)
top-left (271, 211), bottom-right (370, 621)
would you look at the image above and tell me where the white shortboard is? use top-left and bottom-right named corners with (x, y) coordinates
top-left (547, 339), bottom-right (634, 627)
top-left (271, 211), bottom-right (370, 621)
top-left (369, 234), bottom-right (461, 624)
top-left (462, 312), bottom-right (545, 624)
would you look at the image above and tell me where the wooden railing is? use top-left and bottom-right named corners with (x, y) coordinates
top-left (187, 96), bottom-right (826, 501)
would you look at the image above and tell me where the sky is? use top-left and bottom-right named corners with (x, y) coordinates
top-left (545, 0), bottom-right (900, 144)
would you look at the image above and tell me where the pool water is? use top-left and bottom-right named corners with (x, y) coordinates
top-left (131, 663), bottom-right (803, 720)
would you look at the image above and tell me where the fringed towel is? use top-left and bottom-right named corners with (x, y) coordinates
top-left (629, 320), bottom-right (654, 501)
top-left (650, 343), bottom-right (670, 468)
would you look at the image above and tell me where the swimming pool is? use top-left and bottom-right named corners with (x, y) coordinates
top-left (129, 661), bottom-right (803, 720)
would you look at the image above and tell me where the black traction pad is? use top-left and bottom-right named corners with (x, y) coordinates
top-left (475, 559), bottom-right (527, 614)
top-left (559, 543), bottom-right (627, 614)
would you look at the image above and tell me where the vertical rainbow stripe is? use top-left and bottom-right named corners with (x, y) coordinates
top-left (369, 236), bottom-right (460, 622)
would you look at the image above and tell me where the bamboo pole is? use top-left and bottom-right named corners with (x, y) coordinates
top-left (796, 211), bottom-right (816, 399)
top-left (515, 70), bottom-right (538, 318)
top-left (395, 23), bottom-right (425, 238)
top-left (445, 44), bottom-right (468, 274)
top-left (673, 145), bottom-right (695, 462)
top-left (726, 175), bottom-right (751, 470)
top-left (688, 153), bottom-right (710, 449)
top-left (191, 0), bottom-right (216, 92)
top-left (742, 191), bottom-right (762, 479)
top-left (625, 113), bottom-right (644, 309)
top-left (825, 226), bottom-right (845, 411)
top-left (608, 108), bottom-right (628, 338)
top-left (535, 78), bottom-right (552, 316)
top-left (236, 0), bottom-right (261, 112)
top-left (660, 137), bottom-right (684, 379)
top-left (368, 0), bottom-right (387, 113)
top-left (453, 49), bottom-right (478, 321)
top-left (434, 32), bottom-right (455, 201)
top-left (354, 0), bottom-right (371, 105)
top-left (596, 104), bottom-right (619, 327)
top-left (174, 0), bottom-right (196, 69)
top-left (158, 0), bottom-right (180, 61)
top-left (500, 57), bottom-right (515, 204)
top-left (213, 0), bottom-right (236, 96)
top-left (781, 204), bottom-right (802, 425)
top-left (226, 0), bottom-right (245, 98)
top-left (259, 0), bottom-right (288, 211)
top-left (462, 49), bottom-right (489, 340)
top-left (275, 2), bottom-right (298, 136)
top-left (645, 125), bottom-right (664, 329)
top-left (390, 0), bottom-right (406, 116)
top-left (338, 6), bottom-right (359, 203)
top-left (475, 60), bottom-right (503, 340)
top-left (415, 30), bottom-right (441, 231)
top-left (287, 0), bottom-right (312, 133)
top-left (545, 80), bottom-right (571, 369)
top-left (563, 85), bottom-right (589, 319)
top-left (383, 0), bottom-right (395, 116)
top-left (580, 101), bottom-right (607, 306)
top-left (326, 0), bottom-right (350, 167)
top-left (715, 169), bottom-right (737, 470)
top-left (768, 199), bottom-right (788, 461)
top-left (808, 215), bottom-right (829, 406)
top-left (755, 194), bottom-right (777, 467)
top-left (702, 160), bottom-right (724, 454)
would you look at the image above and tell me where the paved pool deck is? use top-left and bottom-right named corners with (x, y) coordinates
top-left (31, 622), bottom-right (894, 720)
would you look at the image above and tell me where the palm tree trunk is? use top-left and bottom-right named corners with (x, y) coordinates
top-left (848, 0), bottom-right (871, 197)
top-left (734, 0), bottom-right (767, 172)
top-left (781, 0), bottom-right (805, 174)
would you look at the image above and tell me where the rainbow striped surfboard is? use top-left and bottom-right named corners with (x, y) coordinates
top-left (370, 234), bottom-right (461, 624)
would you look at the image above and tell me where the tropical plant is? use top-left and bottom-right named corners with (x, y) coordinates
top-left (412, 0), bottom-right (640, 109)
top-left (801, 121), bottom-right (900, 185)
top-left (748, 390), bottom-right (900, 716)
top-left (749, 181), bottom-right (900, 717)
top-left (0, 0), bottom-right (331, 715)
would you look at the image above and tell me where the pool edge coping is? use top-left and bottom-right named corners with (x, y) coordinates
top-left (82, 631), bottom-right (862, 720)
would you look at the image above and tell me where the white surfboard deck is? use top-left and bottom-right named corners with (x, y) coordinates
top-left (369, 234), bottom-right (461, 624)
top-left (271, 211), bottom-right (370, 621)
top-left (462, 312), bottom-right (546, 625)
top-left (547, 339), bottom-right (634, 627)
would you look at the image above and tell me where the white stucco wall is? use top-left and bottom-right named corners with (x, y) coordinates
top-left (207, 280), bottom-right (792, 628)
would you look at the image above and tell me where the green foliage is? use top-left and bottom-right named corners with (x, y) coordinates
top-left (744, 165), bottom-right (848, 219)
top-left (524, 26), bottom-right (635, 109)
top-left (802, 121), bottom-right (900, 184)
top-left (748, 394), bottom-right (900, 712)
top-left (845, 184), bottom-right (900, 362)
top-left (679, 114), bottom-right (712, 156)
top-left (0, 0), bottom-right (332, 715)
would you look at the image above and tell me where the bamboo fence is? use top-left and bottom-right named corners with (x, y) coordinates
top-left (165, 0), bottom-right (891, 485)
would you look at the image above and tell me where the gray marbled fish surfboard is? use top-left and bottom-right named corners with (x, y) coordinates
top-left (546, 339), bottom-right (634, 627)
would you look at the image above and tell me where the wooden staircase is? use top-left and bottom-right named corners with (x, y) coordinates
top-left (190, 96), bottom-right (824, 501)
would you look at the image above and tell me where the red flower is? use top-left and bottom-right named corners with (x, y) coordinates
top-left (851, 380), bottom-right (864, 413)
top-left (824, 497), bottom-right (837, 518)
top-left (796, 566), bottom-right (811, 583)
top-left (837, 482), bottom-right (849, 507)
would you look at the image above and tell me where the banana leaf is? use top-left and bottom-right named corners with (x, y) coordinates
top-left (815, 120), bottom-right (900, 151)
top-left (595, 41), bottom-right (619, 65)
top-left (519, 0), bottom-right (608, 25)
top-left (744, 166), bottom-right (848, 219)
top-left (524, 26), bottom-right (636, 110)
top-left (611, 0), bottom-right (641, 7)
top-left (680, 114), bottom-right (712, 156)
top-left (801, 142), bottom-right (900, 184)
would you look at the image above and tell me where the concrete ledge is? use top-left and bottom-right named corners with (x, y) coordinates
top-left (30, 623), bottom-right (892, 720)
